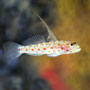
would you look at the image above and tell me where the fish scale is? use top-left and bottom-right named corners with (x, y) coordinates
top-left (18, 41), bottom-right (72, 56)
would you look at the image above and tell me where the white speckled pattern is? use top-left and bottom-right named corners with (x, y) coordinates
top-left (18, 40), bottom-right (81, 57)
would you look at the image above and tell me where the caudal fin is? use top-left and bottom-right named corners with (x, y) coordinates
top-left (3, 42), bottom-right (22, 60)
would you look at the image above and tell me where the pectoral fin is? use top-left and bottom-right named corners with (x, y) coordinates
top-left (22, 35), bottom-right (46, 45)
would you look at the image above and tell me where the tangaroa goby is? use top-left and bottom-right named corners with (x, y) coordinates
top-left (3, 8), bottom-right (81, 60)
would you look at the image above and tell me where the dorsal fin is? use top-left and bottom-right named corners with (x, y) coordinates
top-left (30, 8), bottom-right (57, 42)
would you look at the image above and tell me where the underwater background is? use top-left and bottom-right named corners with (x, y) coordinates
top-left (0, 0), bottom-right (90, 90)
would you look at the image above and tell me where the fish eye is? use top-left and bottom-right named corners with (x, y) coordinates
top-left (71, 42), bottom-right (76, 46)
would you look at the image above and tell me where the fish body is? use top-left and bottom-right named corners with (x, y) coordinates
top-left (3, 9), bottom-right (81, 59)
top-left (3, 40), bottom-right (80, 60)
top-left (18, 41), bottom-right (64, 56)
top-left (19, 41), bottom-right (81, 57)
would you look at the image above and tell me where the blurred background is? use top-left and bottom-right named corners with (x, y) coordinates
top-left (0, 0), bottom-right (90, 90)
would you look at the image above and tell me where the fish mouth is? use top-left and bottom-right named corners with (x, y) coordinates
top-left (72, 47), bottom-right (81, 53)
top-left (70, 43), bottom-right (81, 53)
top-left (77, 48), bottom-right (81, 52)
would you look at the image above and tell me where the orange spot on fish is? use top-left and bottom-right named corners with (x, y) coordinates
top-left (51, 47), bottom-right (53, 49)
top-left (18, 48), bottom-right (23, 51)
top-left (66, 49), bottom-right (69, 51)
top-left (18, 49), bottom-right (21, 51)
top-left (26, 49), bottom-right (28, 51)
top-left (31, 49), bottom-right (34, 51)
top-left (64, 45), bottom-right (69, 48)
top-left (58, 44), bottom-right (61, 46)
top-left (61, 46), bottom-right (64, 50)
top-left (43, 48), bottom-right (46, 50)
top-left (38, 49), bottom-right (40, 51)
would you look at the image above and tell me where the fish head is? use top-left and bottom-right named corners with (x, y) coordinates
top-left (59, 41), bottom-right (81, 54)
top-left (69, 42), bottom-right (81, 54)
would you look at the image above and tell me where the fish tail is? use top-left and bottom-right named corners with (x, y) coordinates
top-left (3, 41), bottom-right (22, 60)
